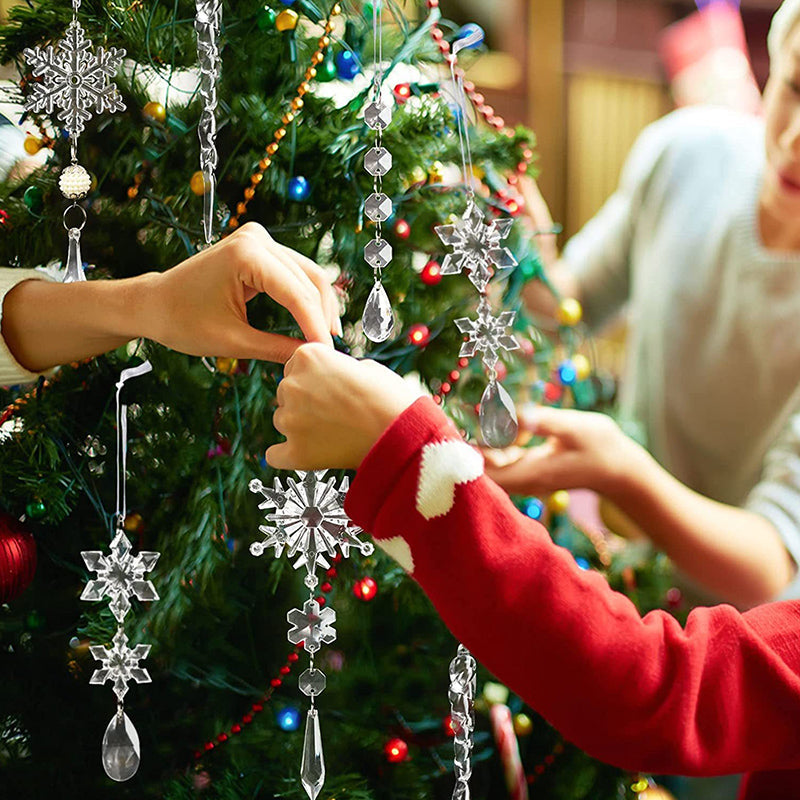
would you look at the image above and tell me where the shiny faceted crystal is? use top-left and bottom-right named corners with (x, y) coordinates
top-left (299, 667), bottom-right (327, 697)
top-left (364, 238), bottom-right (392, 269)
top-left (102, 711), bottom-right (140, 782)
top-left (452, 779), bottom-right (471, 800)
top-left (301, 708), bottom-right (326, 800)
top-left (479, 381), bottom-right (518, 449)
top-left (365, 192), bottom-right (393, 222)
top-left (364, 147), bottom-right (392, 177)
top-left (364, 101), bottom-right (392, 130)
top-left (362, 281), bottom-right (395, 343)
top-left (64, 227), bottom-right (86, 283)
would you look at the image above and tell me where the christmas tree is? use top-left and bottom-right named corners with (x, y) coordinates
top-left (0, 1), bottom-right (678, 798)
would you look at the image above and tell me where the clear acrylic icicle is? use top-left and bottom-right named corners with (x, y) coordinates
top-left (64, 226), bottom-right (86, 283)
top-left (479, 379), bottom-right (518, 449)
top-left (301, 707), bottom-right (326, 800)
top-left (362, 280), bottom-right (394, 342)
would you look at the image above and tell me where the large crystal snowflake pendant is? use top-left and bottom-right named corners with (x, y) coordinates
top-left (23, 19), bottom-right (126, 139)
top-left (454, 297), bottom-right (519, 370)
top-left (89, 628), bottom-right (152, 702)
top-left (435, 202), bottom-right (517, 293)
top-left (249, 471), bottom-right (373, 588)
top-left (81, 531), bottom-right (159, 622)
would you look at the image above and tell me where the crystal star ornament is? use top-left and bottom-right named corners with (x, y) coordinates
top-left (81, 531), bottom-right (159, 623)
top-left (23, 19), bottom-right (126, 140)
top-left (454, 297), bottom-right (520, 369)
top-left (89, 628), bottom-right (152, 702)
top-left (287, 599), bottom-right (337, 654)
top-left (435, 201), bottom-right (518, 292)
top-left (249, 471), bottom-right (373, 588)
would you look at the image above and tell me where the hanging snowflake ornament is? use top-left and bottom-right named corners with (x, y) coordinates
top-left (89, 628), bottom-right (152, 702)
top-left (287, 599), bottom-right (337, 654)
top-left (248, 471), bottom-right (373, 588)
top-left (81, 530), bottom-right (159, 623)
top-left (435, 201), bottom-right (517, 292)
top-left (454, 297), bottom-right (520, 370)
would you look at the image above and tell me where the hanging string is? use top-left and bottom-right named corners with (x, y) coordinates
top-left (449, 29), bottom-right (483, 195)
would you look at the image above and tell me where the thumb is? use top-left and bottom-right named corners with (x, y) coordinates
top-left (265, 441), bottom-right (295, 470)
top-left (228, 324), bottom-right (324, 364)
top-left (519, 405), bottom-right (576, 438)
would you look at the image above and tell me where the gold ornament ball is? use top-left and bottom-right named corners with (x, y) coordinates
top-left (429, 160), bottom-right (445, 183)
top-left (123, 512), bottom-right (144, 533)
top-left (557, 297), bottom-right (583, 327)
top-left (24, 135), bottom-right (42, 155)
top-left (572, 353), bottom-right (591, 381)
top-left (143, 101), bottom-right (167, 124)
top-left (216, 357), bottom-right (238, 374)
top-left (190, 171), bottom-right (208, 196)
top-left (512, 713), bottom-right (533, 737)
top-left (410, 165), bottom-right (427, 185)
top-left (275, 9), bottom-right (299, 31)
top-left (547, 490), bottom-right (570, 515)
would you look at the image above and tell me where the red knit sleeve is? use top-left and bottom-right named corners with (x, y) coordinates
top-left (345, 398), bottom-right (800, 775)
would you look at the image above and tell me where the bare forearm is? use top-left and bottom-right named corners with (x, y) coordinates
top-left (1, 274), bottom-right (158, 372)
top-left (612, 448), bottom-right (795, 607)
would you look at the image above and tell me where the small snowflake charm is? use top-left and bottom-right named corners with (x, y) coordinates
top-left (249, 471), bottom-right (373, 588)
top-left (81, 531), bottom-right (159, 623)
top-left (287, 599), bottom-right (337, 654)
top-left (89, 628), bottom-right (152, 702)
top-left (454, 297), bottom-right (519, 370)
top-left (435, 201), bottom-right (517, 293)
top-left (23, 19), bottom-right (126, 140)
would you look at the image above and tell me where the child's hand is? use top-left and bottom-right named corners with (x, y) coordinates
top-left (484, 406), bottom-right (643, 500)
top-left (266, 344), bottom-right (421, 470)
top-left (143, 223), bottom-right (342, 363)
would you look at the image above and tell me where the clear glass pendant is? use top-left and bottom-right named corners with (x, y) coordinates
top-left (479, 380), bottom-right (518, 449)
top-left (301, 708), bottom-right (325, 800)
top-left (102, 710), bottom-right (140, 782)
top-left (64, 227), bottom-right (86, 283)
top-left (202, 170), bottom-right (216, 244)
top-left (362, 281), bottom-right (394, 342)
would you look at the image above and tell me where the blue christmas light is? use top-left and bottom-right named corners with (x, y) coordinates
top-left (335, 50), bottom-right (360, 80)
top-left (557, 360), bottom-right (577, 386)
top-left (277, 706), bottom-right (301, 731)
top-left (456, 23), bottom-right (485, 49)
top-left (288, 175), bottom-right (310, 202)
top-left (522, 498), bottom-right (544, 520)
top-left (279, 0), bottom-right (297, 5)
top-left (575, 557), bottom-right (591, 571)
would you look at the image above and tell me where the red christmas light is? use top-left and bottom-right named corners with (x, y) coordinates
top-left (407, 324), bottom-right (430, 347)
top-left (384, 737), bottom-right (409, 763)
top-left (353, 576), bottom-right (378, 601)
top-left (393, 82), bottom-right (412, 104)
top-left (421, 259), bottom-right (442, 286)
top-left (394, 219), bottom-right (411, 239)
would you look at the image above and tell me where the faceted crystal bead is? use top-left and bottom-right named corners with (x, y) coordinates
top-left (364, 101), bottom-right (392, 130)
top-left (479, 380), bottom-right (518, 449)
top-left (364, 147), bottom-right (392, 177)
top-left (364, 238), bottom-right (392, 269)
top-left (301, 708), bottom-right (325, 800)
top-left (365, 192), bottom-right (393, 222)
top-left (64, 227), bottom-right (86, 283)
top-left (362, 281), bottom-right (395, 343)
top-left (299, 668), bottom-right (327, 697)
top-left (102, 711), bottom-right (140, 782)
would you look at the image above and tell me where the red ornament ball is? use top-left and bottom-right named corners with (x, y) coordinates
top-left (384, 737), bottom-right (409, 763)
top-left (0, 209), bottom-right (9, 226)
top-left (353, 576), bottom-right (378, 602)
top-left (394, 219), bottom-right (411, 239)
top-left (0, 513), bottom-right (37, 603)
top-left (407, 324), bottom-right (431, 347)
top-left (421, 259), bottom-right (442, 286)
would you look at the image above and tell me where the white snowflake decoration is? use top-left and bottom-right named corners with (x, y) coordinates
top-left (248, 471), bottom-right (373, 588)
top-left (23, 20), bottom-right (126, 140)
top-left (435, 201), bottom-right (517, 293)
top-left (454, 297), bottom-right (520, 369)
top-left (287, 599), bottom-right (337, 654)
top-left (89, 628), bottom-right (151, 702)
top-left (80, 531), bottom-right (159, 623)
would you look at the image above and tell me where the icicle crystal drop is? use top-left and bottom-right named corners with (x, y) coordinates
top-left (64, 227), bottom-right (86, 283)
top-left (363, 281), bottom-right (394, 342)
top-left (301, 708), bottom-right (325, 800)
top-left (479, 380), bottom-right (518, 449)
top-left (102, 710), bottom-right (140, 782)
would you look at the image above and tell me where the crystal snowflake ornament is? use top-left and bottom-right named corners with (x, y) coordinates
top-left (454, 297), bottom-right (520, 370)
top-left (81, 530), bottom-right (159, 623)
top-left (287, 599), bottom-right (337, 654)
top-left (435, 201), bottom-right (518, 293)
top-left (23, 16), bottom-right (126, 141)
top-left (249, 471), bottom-right (373, 588)
top-left (89, 628), bottom-right (152, 702)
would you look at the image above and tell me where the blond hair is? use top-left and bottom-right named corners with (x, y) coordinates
top-left (769, 0), bottom-right (800, 63)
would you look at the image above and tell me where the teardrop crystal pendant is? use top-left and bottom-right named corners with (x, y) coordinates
top-left (479, 380), bottom-right (518, 449)
top-left (64, 227), bottom-right (86, 283)
top-left (301, 708), bottom-right (325, 800)
top-left (202, 170), bottom-right (215, 244)
top-left (102, 710), bottom-right (140, 782)
top-left (362, 281), bottom-right (394, 343)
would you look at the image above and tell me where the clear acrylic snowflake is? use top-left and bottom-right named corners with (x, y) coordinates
top-left (248, 471), bottom-right (373, 589)
top-left (23, 20), bottom-right (126, 140)
top-left (89, 628), bottom-right (151, 702)
top-left (287, 599), bottom-right (337, 654)
top-left (454, 297), bottom-right (520, 369)
top-left (435, 201), bottom-right (517, 293)
top-left (80, 531), bottom-right (159, 623)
